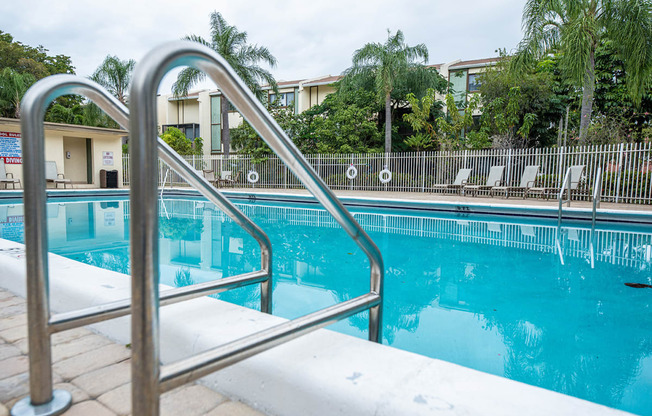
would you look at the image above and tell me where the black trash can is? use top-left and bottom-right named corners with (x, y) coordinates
top-left (100, 169), bottom-right (119, 188)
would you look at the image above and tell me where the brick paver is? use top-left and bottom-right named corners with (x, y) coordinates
top-left (0, 289), bottom-right (269, 416)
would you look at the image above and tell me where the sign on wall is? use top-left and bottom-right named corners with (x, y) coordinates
top-left (102, 151), bottom-right (114, 166)
top-left (0, 132), bottom-right (22, 164)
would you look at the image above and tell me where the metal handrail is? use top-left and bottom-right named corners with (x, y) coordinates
top-left (16, 74), bottom-right (273, 416)
top-left (128, 41), bottom-right (383, 416)
top-left (592, 166), bottom-right (603, 228)
top-left (557, 166), bottom-right (572, 227)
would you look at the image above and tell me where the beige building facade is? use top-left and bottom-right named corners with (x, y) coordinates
top-left (155, 58), bottom-right (498, 156)
top-left (0, 118), bottom-right (126, 188)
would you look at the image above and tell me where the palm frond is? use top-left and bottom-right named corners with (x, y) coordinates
top-left (172, 67), bottom-right (205, 97)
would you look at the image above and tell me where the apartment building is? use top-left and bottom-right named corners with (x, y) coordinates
top-left (156, 58), bottom-right (499, 156)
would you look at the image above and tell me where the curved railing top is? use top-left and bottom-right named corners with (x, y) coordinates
top-left (129, 40), bottom-right (384, 292)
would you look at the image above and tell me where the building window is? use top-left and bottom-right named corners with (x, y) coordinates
top-left (210, 96), bottom-right (221, 153)
top-left (468, 73), bottom-right (481, 93)
top-left (162, 124), bottom-right (200, 140)
top-left (449, 69), bottom-right (468, 105)
top-left (269, 92), bottom-right (296, 109)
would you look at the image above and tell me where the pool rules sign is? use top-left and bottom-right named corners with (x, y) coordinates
top-left (0, 131), bottom-right (21, 164)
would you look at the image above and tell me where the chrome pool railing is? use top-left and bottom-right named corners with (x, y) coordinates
top-left (557, 166), bottom-right (573, 227)
top-left (15, 74), bottom-right (274, 416)
top-left (128, 40), bottom-right (383, 416)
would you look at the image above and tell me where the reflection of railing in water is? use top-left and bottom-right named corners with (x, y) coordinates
top-left (127, 199), bottom-right (652, 270)
top-left (177, 201), bottom-right (652, 270)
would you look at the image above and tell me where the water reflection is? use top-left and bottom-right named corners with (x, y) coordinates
top-left (0, 199), bottom-right (651, 414)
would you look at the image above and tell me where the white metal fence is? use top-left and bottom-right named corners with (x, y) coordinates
top-left (122, 142), bottom-right (652, 204)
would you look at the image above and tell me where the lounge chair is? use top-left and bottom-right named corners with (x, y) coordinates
top-left (526, 165), bottom-right (585, 200)
top-left (463, 166), bottom-right (505, 197)
top-left (490, 165), bottom-right (539, 198)
top-left (433, 168), bottom-right (472, 194)
top-left (0, 159), bottom-right (21, 189)
top-left (218, 170), bottom-right (241, 188)
top-left (45, 161), bottom-right (72, 188)
top-left (202, 169), bottom-right (218, 187)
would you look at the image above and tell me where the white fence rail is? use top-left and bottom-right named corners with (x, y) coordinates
top-left (122, 143), bottom-right (652, 204)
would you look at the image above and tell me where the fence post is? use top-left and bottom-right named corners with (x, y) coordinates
top-left (420, 152), bottom-right (426, 192)
top-left (506, 149), bottom-right (513, 185)
top-left (557, 146), bottom-right (564, 188)
top-left (615, 142), bottom-right (625, 203)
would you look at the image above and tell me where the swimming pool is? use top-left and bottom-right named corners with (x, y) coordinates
top-left (1, 197), bottom-right (650, 415)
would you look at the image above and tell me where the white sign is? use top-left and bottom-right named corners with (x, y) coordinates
top-left (0, 131), bottom-right (22, 164)
top-left (102, 151), bottom-right (114, 166)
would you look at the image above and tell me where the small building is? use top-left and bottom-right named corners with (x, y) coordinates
top-left (0, 117), bottom-right (126, 188)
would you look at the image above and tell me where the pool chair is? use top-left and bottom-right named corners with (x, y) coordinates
top-left (45, 161), bottom-right (72, 188)
top-left (0, 159), bottom-right (21, 189)
top-left (463, 166), bottom-right (505, 197)
top-left (432, 168), bottom-right (472, 194)
top-left (526, 165), bottom-right (585, 200)
top-left (490, 165), bottom-right (539, 198)
top-left (218, 170), bottom-right (241, 188)
top-left (202, 169), bottom-right (218, 187)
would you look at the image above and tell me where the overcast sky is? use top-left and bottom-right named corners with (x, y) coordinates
top-left (1, 0), bottom-right (525, 94)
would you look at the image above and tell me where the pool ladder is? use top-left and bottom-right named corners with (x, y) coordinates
top-left (14, 41), bottom-right (384, 416)
top-left (557, 166), bottom-right (602, 228)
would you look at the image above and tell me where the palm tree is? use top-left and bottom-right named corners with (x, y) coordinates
top-left (515, 0), bottom-right (652, 144)
top-left (173, 11), bottom-right (277, 158)
top-left (90, 55), bottom-right (136, 105)
top-left (0, 68), bottom-right (36, 118)
top-left (342, 30), bottom-right (431, 153)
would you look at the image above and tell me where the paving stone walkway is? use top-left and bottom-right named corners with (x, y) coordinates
top-left (0, 289), bottom-right (265, 416)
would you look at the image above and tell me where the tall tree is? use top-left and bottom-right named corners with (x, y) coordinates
top-left (341, 30), bottom-right (432, 153)
top-left (90, 55), bottom-right (136, 105)
top-left (515, 0), bottom-right (652, 144)
top-left (173, 11), bottom-right (277, 158)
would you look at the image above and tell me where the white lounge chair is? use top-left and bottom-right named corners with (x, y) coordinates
top-left (463, 166), bottom-right (505, 197)
top-left (45, 161), bottom-right (72, 188)
top-left (433, 168), bottom-right (472, 194)
top-left (491, 165), bottom-right (539, 198)
top-left (526, 165), bottom-right (585, 200)
top-left (0, 159), bottom-right (21, 189)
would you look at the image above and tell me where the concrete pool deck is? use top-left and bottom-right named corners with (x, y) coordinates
top-left (2, 186), bottom-right (652, 213)
top-left (223, 187), bottom-right (652, 212)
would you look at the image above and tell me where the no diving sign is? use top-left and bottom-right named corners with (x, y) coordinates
top-left (0, 131), bottom-right (21, 164)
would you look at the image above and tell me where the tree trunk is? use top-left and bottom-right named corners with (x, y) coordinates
top-left (384, 93), bottom-right (392, 153)
top-left (578, 49), bottom-right (595, 145)
top-left (221, 96), bottom-right (231, 158)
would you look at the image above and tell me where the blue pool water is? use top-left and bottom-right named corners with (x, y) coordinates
top-left (0, 198), bottom-right (651, 414)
